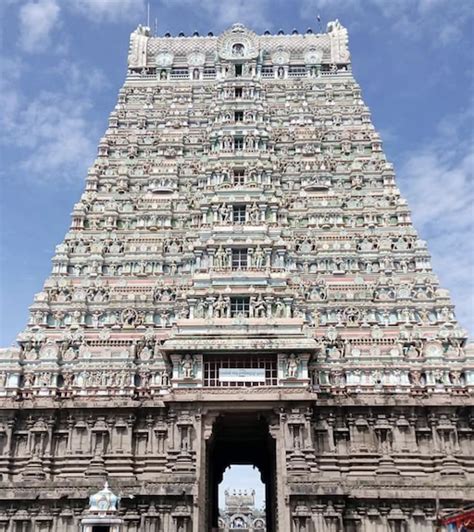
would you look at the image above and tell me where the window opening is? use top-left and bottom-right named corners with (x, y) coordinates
top-left (204, 354), bottom-right (278, 387)
top-left (231, 248), bottom-right (248, 270)
top-left (232, 43), bottom-right (245, 56)
top-left (233, 169), bottom-right (245, 186)
top-left (230, 296), bottom-right (250, 317)
top-left (234, 136), bottom-right (244, 150)
top-left (232, 204), bottom-right (246, 223)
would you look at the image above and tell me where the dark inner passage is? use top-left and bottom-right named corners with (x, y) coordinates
top-left (207, 412), bottom-right (276, 532)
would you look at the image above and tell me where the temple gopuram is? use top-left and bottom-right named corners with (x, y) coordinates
top-left (218, 490), bottom-right (265, 531)
top-left (0, 19), bottom-right (472, 532)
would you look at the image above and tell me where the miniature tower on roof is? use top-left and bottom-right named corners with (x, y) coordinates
top-left (0, 19), bottom-right (472, 532)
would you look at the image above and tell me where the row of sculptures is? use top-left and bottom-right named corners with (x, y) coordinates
top-left (44, 275), bottom-right (444, 305)
top-left (57, 231), bottom-right (425, 258)
top-left (52, 256), bottom-right (433, 278)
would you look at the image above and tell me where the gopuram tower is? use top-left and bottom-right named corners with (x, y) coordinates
top-left (0, 21), bottom-right (472, 532)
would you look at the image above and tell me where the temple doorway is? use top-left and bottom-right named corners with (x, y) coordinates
top-left (206, 412), bottom-right (276, 532)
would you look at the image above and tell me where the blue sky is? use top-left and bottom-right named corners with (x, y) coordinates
top-left (0, 0), bottom-right (473, 348)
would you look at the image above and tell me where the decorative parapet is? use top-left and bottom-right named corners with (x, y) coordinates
top-left (128, 21), bottom-right (350, 77)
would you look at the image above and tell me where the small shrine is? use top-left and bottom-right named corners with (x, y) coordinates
top-left (80, 482), bottom-right (122, 532)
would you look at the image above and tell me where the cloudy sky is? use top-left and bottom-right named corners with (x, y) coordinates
top-left (0, 0), bottom-right (473, 511)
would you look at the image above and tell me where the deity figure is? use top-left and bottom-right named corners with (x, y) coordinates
top-left (328, 344), bottom-right (343, 360)
top-left (194, 300), bottom-right (206, 319)
top-left (122, 308), bottom-right (138, 326)
top-left (168, 240), bottom-right (180, 254)
top-left (223, 136), bottom-right (233, 150)
top-left (24, 345), bottom-right (38, 361)
top-left (220, 203), bottom-right (232, 223)
top-left (274, 300), bottom-right (286, 318)
top-left (160, 370), bottom-right (170, 386)
top-left (232, 517), bottom-right (245, 528)
top-left (449, 371), bottom-right (462, 386)
top-left (406, 344), bottom-right (419, 359)
top-left (63, 346), bottom-right (77, 361)
top-left (252, 295), bottom-right (267, 318)
top-left (248, 203), bottom-right (260, 223)
top-left (139, 345), bottom-right (152, 361)
top-left (245, 135), bottom-right (256, 150)
top-left (213, 295), bottom-right (228, 318)
top-left (214, 246), bottom-right (228, 269)
top-left (252, 246), bottom-right (265, 269)
top-left (181, 355), bottom-right (194, 379)
top-left (63, 372), bottom-right (75, 387)
top-left (286, 354), bottom-right (299, 378)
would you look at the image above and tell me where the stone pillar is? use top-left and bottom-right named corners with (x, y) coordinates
top-left (196, 413), bottom-right (215, 532)
top-left (270, 414), bottom-right (290, 532)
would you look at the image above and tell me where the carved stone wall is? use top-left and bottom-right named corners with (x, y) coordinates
top-left (0, 401), bottom-right (471, 530)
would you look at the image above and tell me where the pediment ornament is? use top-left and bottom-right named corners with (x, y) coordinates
top-left (304, 48), bottom-right (323, 65)
top-left (155, 51), bottom-right (174, 67)
top-left (187, 51), bottom-right (206, 66)
top-left (217, 23), bottom-right (259, 60)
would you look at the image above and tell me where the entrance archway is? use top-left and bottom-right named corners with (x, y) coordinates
top-left (206, 412), bottom-right (277, 532)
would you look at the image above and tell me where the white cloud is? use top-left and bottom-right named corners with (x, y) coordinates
top-left (70, 0), bottom-right (146, 23)
top-left (9, 91), bottom-right (96, 178)
top-left (19, 0), bottom-right (60, 53)
top-left (304, 0), bottom-right (473, 46)
top-left (0, 59), bottom-right (108, 183)
top-left (0, 57), bottom-right (24, 127)
top-left (398, 106), bottom-right (474, 336)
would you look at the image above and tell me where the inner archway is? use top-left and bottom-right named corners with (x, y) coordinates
top-left (206, 412), bottom-right (276, 532)
top-left (219, 465), bottom-right (265, 529)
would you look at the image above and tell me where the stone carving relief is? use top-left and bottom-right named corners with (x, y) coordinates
top-left (155, 51), bottom-right (174, 68)
top-left (217, 23), bottom-right (259, 60)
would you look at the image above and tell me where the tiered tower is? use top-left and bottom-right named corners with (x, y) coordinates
top-left (0, 21), bottom-right (472, 532)
top-left (219, 490), bottom-right (265, 531)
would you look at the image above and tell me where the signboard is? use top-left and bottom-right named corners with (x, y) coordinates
top-left (219, 368), bottom-right (266, 383)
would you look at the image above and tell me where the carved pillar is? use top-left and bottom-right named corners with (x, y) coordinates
top-left (66, 415), bottom-right (75, 454)
top-left (145, 414), bottom-right (154, 455)
top-left (428, 414), bottom-right (440, 453)
top-left (326, 413), bottom-right (336, 453)
top-left (270, 412), bottom-right (290, 532)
